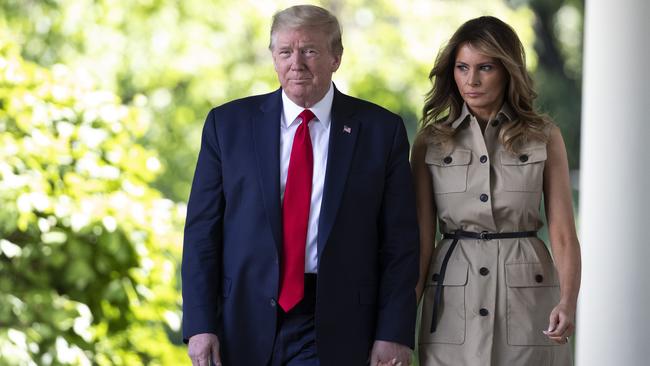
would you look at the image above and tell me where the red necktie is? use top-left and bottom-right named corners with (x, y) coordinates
top-left (279, 109), bottom-right (315, 312)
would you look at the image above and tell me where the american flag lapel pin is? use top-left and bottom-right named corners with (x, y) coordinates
top-left (343, 125), bottom-right (351, 134)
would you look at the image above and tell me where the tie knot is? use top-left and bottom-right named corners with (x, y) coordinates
top-left (298, 109), bottom-right (316, 125)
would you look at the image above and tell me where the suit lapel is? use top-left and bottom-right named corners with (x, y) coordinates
top-left (253, 89), bottom-right (283, 254)
top-left (317, 88), bottom-right (360, 258)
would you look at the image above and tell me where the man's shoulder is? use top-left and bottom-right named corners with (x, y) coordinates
top-left (336, 92), bottom-right (401, 122)
top-left (210, 89), bottom-right (279, 116)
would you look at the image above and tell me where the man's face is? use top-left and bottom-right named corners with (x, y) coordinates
top-left (272, 27), bottom-right (341, 108)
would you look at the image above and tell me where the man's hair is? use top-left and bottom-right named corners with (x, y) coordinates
top-left (269, 4), bottom-right (344, 56)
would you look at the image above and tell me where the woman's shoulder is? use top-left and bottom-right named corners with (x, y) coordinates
top-left (412, 129), bottom-right (432, 161)
top-left (414, 129), bottom-right (462, 164)
top-left (540, 118), bottom-right (559, 138)
top-left (502, 113), bottom-right (556, 152)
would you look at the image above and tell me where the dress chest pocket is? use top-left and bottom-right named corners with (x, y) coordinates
top-left (426, 148), bottom-right (472, 194)
top-left (500, 146), bottom-right (547, 192)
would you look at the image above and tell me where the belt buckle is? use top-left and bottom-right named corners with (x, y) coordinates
top-left (479, 231), bottom-right (490, 240)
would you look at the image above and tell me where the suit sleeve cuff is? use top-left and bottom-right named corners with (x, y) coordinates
top-left (182, 305), bottom-right (221, 343)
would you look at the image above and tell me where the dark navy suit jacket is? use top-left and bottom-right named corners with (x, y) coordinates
top-left (182, 87), bottom-right (419, 365)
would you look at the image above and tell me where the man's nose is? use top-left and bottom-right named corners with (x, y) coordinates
top-left (289, 52), bottom-right (306, 70)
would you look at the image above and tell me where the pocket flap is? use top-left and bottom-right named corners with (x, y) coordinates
top-left (505, 262), bottom-right (559, 287)
top-left (500, 147), bottom-right (546, 166)
top-left (426, 148), bottom-right (472, 167)
top-left (430, 261), bottom-right (469, 286)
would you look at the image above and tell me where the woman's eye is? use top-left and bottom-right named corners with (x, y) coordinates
top-left (480, 65), bottom-right (493, 71)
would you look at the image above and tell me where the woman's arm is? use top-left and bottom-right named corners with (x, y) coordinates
top-left (411, 134), bottom-right (438, 303)
top-left (542, 125), bottom-right (582, 343)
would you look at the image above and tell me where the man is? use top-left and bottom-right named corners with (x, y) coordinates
top-left (182, 5), bottom-right (418, 365)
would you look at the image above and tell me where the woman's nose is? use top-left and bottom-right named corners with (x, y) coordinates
top-left (468, 71), bottom-right (481, 86)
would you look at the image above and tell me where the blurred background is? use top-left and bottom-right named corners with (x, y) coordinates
top-left (0, 0), bottom-right (583, 364)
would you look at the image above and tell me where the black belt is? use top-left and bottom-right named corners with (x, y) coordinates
top-left (429, 230), bottom-right (537, 333)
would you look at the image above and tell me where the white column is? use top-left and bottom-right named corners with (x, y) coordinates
top-left (577, 1), bottom-right (650, 365)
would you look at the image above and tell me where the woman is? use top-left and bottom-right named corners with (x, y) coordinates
top-left (411, 16), bottom-right (581, 365)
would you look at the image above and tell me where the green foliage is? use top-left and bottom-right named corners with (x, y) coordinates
top-left (0, 29), bottom-right (185, 365)
top-left (1, 0), bottom-right (540, 202)
top-left (0, 1), bottom-right (582, 365)
top-left (508, 0), bottom-right (584, 168)
top-left (534, 67), bottom-right (582, 168)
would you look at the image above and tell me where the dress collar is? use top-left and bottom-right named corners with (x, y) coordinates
top-left (444, 102), bottom-right (515, 129)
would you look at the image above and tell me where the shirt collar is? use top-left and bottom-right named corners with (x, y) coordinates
top-left (444, 102), bottom-right (515, 129)
top-left (444, 103), bottom-right (472, 129)
top-left (495, 103), bottom-right (515, 124)
top-left (281, 82), bottom-right (334, 129)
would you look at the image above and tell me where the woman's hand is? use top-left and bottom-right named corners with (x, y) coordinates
top-left (543, 301), bottom-right (576, 344)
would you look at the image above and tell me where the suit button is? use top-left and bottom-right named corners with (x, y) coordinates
top-left (270, 299), bottom-right (277, 307)
top-left (535, 274), bottom-right (544, 283)
top-left (432, 273), bottom-right (440, 282)
top-left (519, 154), bottom-right (529, 162)
top-left (480, 194), bottom-right (489, 202)
top-left (443, 156), bottom-right (453, 164)
top-left (479, 155), bottom-right (488, 164)
top-left (491, 120), bottom-right (499, 127)
top-left (479, 308), bottom-right (489, 316)
top-left (479, 267), bottom-right (489, 276)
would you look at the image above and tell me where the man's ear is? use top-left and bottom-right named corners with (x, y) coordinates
top-left (331, 54), bottom-right (342, 72)
top-left (272, 55), bottom-right (281, 72)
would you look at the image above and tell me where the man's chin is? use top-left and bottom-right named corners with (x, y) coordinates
top-left (288, 81), bottom-right (312, 90)
top-left (285, 87), bottom-right (309, 99)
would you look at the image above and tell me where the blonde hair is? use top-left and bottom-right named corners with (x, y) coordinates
top-left (269, 5), bottom-right (344, 57)
top-left (420, 16), bottom-right (549, 153)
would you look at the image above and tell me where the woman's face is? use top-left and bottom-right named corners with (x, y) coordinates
top-left (453, 42), bottom-right (507, 121)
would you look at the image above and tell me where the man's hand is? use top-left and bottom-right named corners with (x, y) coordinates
top-left (370, 340), bottom-right (412, 366)
top-left (188, 333), bottom-right (221, 366)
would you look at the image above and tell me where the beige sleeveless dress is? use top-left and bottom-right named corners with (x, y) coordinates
top-left (418, 103), bottom-right (572, 365)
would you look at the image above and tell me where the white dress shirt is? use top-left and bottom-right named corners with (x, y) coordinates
top-left (280, 83), bottom-right (333, 274)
